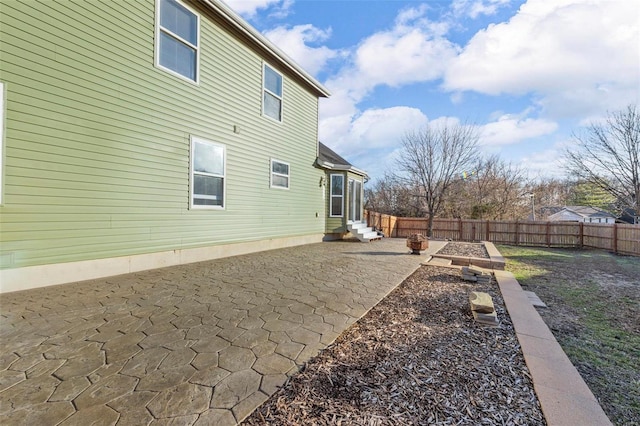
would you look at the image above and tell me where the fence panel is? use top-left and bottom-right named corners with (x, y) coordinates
top-left (490, 221), bottom-right (518, 245)
top-left (616, 224), bottom-right (640, 256)
top-left (583, 224), bottom-right (614, 251)
top-left (365, 210), bottom-right (639, 256)
top-left (395, 218), bottom-right (429, 238)
top-left (431, 219), bottom-right (459, 240)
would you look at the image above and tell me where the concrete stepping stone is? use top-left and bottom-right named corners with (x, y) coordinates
top-left (469, 291), bottom-right (498, 326)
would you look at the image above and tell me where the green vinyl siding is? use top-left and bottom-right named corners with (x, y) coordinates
top-left (0, 0), bottom-right (325, 269)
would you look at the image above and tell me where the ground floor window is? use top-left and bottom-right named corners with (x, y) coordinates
top-left (270, 159), bottom-right (289, 189)
top-left (190, 136), bottom-right (225, 209)
top-left (330, 174), bottom-right (343, 217)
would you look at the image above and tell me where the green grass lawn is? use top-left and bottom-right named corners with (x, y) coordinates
top-left (497, 245), bottom-right (640, 426)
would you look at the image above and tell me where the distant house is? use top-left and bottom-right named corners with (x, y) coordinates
top-left (617, 208), bottom-right (640, 224)
top-left (548, 206), bottom-right (616, 224)
top-left (0, 0), bottom-right (370, 293)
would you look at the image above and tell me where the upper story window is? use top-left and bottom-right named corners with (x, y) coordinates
top-left (156, 0), bottom-right (199, 83)
top-left (263, 64), bottom-right (283, 122)
top-left (270, 159), bottom-right (289, 189)
top-left (191, 136), bottom-right (225, 209)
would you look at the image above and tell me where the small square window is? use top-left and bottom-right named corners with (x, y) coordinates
top-left (263, 64), bottom-right (283, 122)
top-left (156, 0), bottom-right (199, 82)
top-left (271, 159), bottom-right (289, 189)
top-left (191, 137), bottom-right (225, 209)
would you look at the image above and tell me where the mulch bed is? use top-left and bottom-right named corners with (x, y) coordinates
top-left (243, 244), bottom-right (544, 425)
top-left (436, 242), bottom-right (489, 259)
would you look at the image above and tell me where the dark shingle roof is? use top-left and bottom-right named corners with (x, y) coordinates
top-left (318, 142), bottom-right (352, 167)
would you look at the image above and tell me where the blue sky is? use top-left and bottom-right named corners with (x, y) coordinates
top-left (225, 0), bottom-right (639, 182)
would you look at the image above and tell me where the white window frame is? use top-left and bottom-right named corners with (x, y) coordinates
top-left (270, 159), bottom-right (290, 190)
top-left (155, 0), bottom-right (200, 84)
top-left (329, 174), bottom-right (344, 218)
top-left (0, 81), bottom-right (4, 205)
top-left (190, 136), bottom-right (225, 210)
top-left (262, 63), bottom-right (283, 122)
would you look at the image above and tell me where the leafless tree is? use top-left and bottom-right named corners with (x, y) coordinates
top-left (441, 155), bottom-right (528, 220)
top-left (564, 105), bottom-right (640, 221)
top-left (364, 173), bottom-right (423, 217)
top-left (397, 120), bottom-right (480, 236)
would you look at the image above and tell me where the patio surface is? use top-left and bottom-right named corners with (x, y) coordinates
top-left (0, 238), bottom-right (444, 425)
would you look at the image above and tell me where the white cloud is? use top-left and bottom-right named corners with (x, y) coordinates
top-left (320, 5), bottom-right (459, 109)
top-left (320, 106), bottom-right (429, 159)
top-left (520, 146), bottom-right (568, 179)
top-left (320, 5), bottom-right (460, 145)
top-left (262, 25), bottom-right (339, 75)
top-left (444, 0), bottom-right (640, 115)
top-left (222, 0), bottom-right (291, 17)
top-left (353, 27), bottom-right (458, 89)
top-left (479, 114), bottom-right (558, 146)
top-left (452, 0), bottom-right (511, 19)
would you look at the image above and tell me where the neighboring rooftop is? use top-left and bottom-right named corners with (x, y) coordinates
top-left (555, 206), bottom-right (615, 218)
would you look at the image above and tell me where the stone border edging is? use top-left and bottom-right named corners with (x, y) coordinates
top-left (494, 269), bottom-right (613, 426)
top-left (429, 241), bottom-right (505, 270)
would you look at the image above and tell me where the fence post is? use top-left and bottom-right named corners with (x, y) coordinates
top-left (458, 218), bottom-right (463, 241)
top-left (384, 215), bottom-right (389, 238)
top-left (579, 222), bottom-right (584, 248)
top-left (515, 220), bottom-right (519, 245)
top-left (486, 220), bottom-right (490, 242)
top-left (613, 223), bottom-right (618, 254)
top-left (546, 221), bottom-right (551, 247)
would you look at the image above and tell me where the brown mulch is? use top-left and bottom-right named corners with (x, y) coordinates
top-left (436, 242), bottom-right (490, 259)
top-left (243, 247), bottom-right (544, 425)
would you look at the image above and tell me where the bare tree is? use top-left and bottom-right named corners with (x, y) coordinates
top-left (466, 156), bottom-right (528, 219)
top-left (441, 155), bottom-right (528, 220)
top-left (564, 105), bottom-right (640, 221)
top-left (397, 120), bottom-right (480, 236)
top-left (365, 173), bottom-right (423, 217)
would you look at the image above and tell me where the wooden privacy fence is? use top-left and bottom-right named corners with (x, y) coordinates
top-left (365, 210), bottom-right (640, 257)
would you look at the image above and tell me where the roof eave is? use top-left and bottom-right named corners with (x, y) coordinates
top-left (316, 161), bottom-right (369, 180)
top-left (199, 0), bottom-right (331, 98)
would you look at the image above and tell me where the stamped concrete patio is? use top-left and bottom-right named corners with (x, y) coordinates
top-left (0, 238), bottom-right (444, 425)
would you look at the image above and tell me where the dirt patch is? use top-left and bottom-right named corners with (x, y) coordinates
top-left (498, 245), bottom-right (640, 425)
top-left (243, 260), bottom-right (543, 425)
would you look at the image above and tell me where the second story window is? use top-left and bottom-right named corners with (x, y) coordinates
top-left (263, 64), bottom-right (283, 122)
top-left (157, 0), bottom-right (199, 82)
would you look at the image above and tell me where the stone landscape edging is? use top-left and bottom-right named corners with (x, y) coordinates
top-left (424, 242), bottom-right (612, 425)
top-left (488, 242), bottom-right (613, 426)
top-left (429, 240), bottom-right (505, 270)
